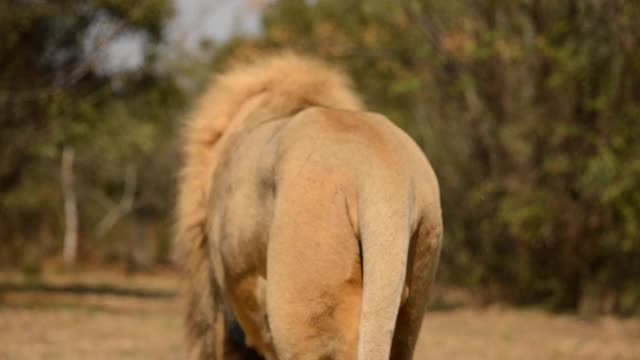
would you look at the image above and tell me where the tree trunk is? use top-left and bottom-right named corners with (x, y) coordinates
top-left (61, 147), bottom-right (78, 268)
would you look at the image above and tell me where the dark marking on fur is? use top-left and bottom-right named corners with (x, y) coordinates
top-left (318, 353), bottom-right (336, 360)
top-left (303, 292), bottom-right (339, 344)
top-left (258, 174), bottom-right (276, 199)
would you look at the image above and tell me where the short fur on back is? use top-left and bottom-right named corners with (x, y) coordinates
top-left (175, 52), bottom-right (364, 357)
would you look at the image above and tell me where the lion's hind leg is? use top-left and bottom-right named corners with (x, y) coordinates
top-left (389, 221), bottom-right (442, 360)
top-left (266, 238), bottom-right (362, 360)
top-left (266, 185), bottom-right (362, 360)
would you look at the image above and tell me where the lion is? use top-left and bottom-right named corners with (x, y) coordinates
top-left (175, 52), bottom-right (443, 360)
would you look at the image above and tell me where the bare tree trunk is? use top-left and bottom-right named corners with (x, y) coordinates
top-left (61, 147), bottom-right (78, 268)
top-left (128, 221), bottom-right (153, 273)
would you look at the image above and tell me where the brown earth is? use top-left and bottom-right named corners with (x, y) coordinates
top-left (1, 270), bottom-right (638, 359)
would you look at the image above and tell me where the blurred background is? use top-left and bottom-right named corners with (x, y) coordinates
top-left (1, 0), bottom-right (639, 358)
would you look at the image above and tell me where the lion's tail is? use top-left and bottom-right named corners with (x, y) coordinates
top-left (357, 173), bottom-right (412, 360)
top-left (175, 52), bottom-right (363, 358)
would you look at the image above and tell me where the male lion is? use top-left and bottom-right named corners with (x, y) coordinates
top-left (175, 53), bottom-right (442, 360)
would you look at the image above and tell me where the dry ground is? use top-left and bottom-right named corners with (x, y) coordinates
top-left (1, 270), bottom-right (638, 359)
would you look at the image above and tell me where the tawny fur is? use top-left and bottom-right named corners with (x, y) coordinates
top-left (176, 53), bottom-right (363, 358)
top-left (176, 54), bottom-right (442, 359)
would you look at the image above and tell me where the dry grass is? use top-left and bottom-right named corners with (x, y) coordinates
top-left (1, 270), bottom-right (638, 359)
top-left (418, 307), bottom-right (640, 359)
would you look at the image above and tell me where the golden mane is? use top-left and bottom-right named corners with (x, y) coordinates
top-left (174, 52), bottom-right (363, 356)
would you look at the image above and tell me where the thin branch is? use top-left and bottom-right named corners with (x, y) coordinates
top-left (0, 5), bottom-right (139, 103)
top-left (402, 4), bottom-right (464, 77)
top-left (92, 164), bottom-right (137, 239)
top-left (65, 20), bottom-right (128, 86)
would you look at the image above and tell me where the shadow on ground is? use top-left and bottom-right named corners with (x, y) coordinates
top-left (0, 281), bottom-right (176, 299)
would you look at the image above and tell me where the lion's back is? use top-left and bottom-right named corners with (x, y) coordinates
top-left (275, 107), bottom-right (438, 191)
top-left (208, 107), bottom-right (402, 263)
top-left (211, 105), bottom-right (438, 253)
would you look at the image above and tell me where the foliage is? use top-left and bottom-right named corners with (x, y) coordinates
top-left (0, 0), bottom-right (182, 265)
top-left (218, 0), bottom-right (640, 313)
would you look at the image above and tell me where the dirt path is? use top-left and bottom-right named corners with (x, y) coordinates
top-left (1, 271), bottom-right (638, 359)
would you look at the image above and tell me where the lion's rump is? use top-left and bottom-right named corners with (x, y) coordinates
top-left (175, 53), bottom-right (364, 358)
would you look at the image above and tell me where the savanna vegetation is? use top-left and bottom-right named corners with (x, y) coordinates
top-left (1, 0), bottom-right (639, 315)
top-left (0, 0), bottom-right (183, 269)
